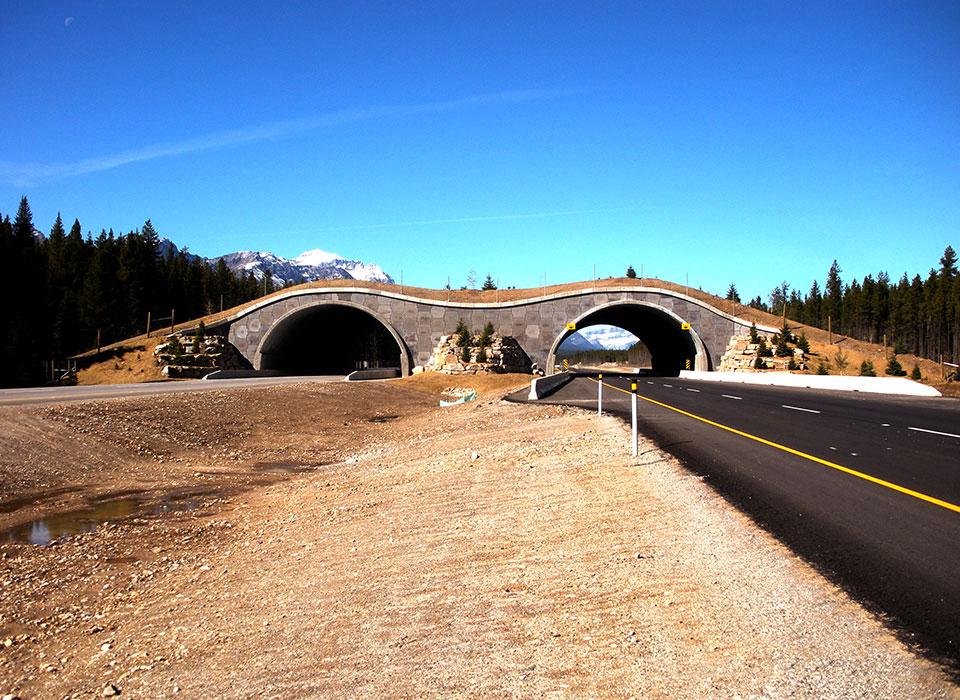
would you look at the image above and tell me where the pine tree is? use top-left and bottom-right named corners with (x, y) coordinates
top-left (775, 333), bottom-right (791, 357)
top-left (796, 332), bottom-right (811, 353)
top-left (481, 274), bottom-right (497, 290)
top-left (460, 344), bottom-right (471, 363)
top-left (816, 360), bottom-right (830, 375)
top-left (749, 322), bottom-right (759, 343)
top-left (478, 321), bottom-right (494, 347)
top-left (626, 265), bottom-right (637, 279)
top-left (833, 348), bottom-right (849, 375)
top-left (476, 346), bottom-right (488, 363)
top-left (725, 284), bottom-right (741, 303)
top-left (940, 245), bottom-right (957, 279)
top-left (823, 260), bottom-right (843, 329)
top-left (859, 360), bottom-right (876, 377)
top-left (885, 354), bottom-right (906, 376)
top-left (455, 319), bottom-right (471, 348)
top-left (192, 320), bottom-right (206, 353)
top-left (910, 363), bottom-right (922, 381)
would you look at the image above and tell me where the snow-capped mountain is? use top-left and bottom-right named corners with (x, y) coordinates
top-left (158, 238), bottom-right (393, 285)
top-left (560, 325), bottom-right (640, 351)
top-left (217, 248), bottom-right (394, 285)
top-left (579, 324), bottom-right (639, 349)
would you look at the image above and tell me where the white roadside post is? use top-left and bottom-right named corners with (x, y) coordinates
top-left (631, 381), bottom-right (638, 457)
top-left (597, 373), bottom-right (603, 416)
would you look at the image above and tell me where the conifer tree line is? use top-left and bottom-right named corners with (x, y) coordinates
top-left (742, 247), bottom-right (960, 365)
top-left (0, 196), bottom-right (283, 387)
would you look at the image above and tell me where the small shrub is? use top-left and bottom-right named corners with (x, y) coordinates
top-left (460, 345), bottom-right (471, 363)
top-left (478, 321), bottom-right (494, 347)
top-left (455, 319), bottom-right (471, 349)
top-left (910, 363), bottom-right (922, 381)
top-left (778, 322), bottom-right (793, 343)
top-left (796, 333), bottom-right (811, 353)
top-left (476, 346), bottom-right (488, 363)
top-left (168, 335), bottom-right (184, 361)
top-left (757, 338), bottom-right (772, 357)
top-left (775, 335), bottom-right (791, 357)
top-left (885, 354), bottom-right (906, 376)
top-left (749, 322), bottom-right (759, 344)
top-left (192, 320), bottom-right (206, 353)
top-left (859, 360), bottom-right (876, 377)
top-left (787, 357), bottom-right (798, 371)
top-left (833, 348), bottom-right (849, 375)
top-left (753, 357), bottom-right (766, 370)
top-left (816, 360), bottom-right (830, 375)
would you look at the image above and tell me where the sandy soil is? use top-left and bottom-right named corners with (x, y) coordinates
top-left (0, 377), bottom-right (956, 698)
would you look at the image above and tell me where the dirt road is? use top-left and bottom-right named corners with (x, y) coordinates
top-left (0, 376), bottom-right (955, 698)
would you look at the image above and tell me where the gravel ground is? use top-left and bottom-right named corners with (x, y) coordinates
top-left (0, 379), bottom-right (955, 698)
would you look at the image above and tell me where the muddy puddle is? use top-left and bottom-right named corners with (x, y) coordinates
top-left (2, 499), bottom-right (142, 546)
top-left (1, 495), bottom-right (203, 546)
top-left (1, 461), bottom-right (320, 546)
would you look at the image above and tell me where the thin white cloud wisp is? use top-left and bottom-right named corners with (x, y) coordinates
top-left (0, 88), bottom-right (584, 187)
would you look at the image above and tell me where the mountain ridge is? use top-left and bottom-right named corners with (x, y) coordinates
top-left (159, 239), bottom-right (394, 286)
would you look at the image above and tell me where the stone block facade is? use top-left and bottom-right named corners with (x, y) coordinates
top-left (210, 286), bottom-right (768, 376)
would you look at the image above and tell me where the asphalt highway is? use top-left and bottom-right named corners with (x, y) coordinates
top-left (0, 375), bottom-right (347, 406)
top-left (536, 373), bottom-right (960, 672)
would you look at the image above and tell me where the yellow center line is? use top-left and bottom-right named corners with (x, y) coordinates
top-left (590, 377), bottom-right (960, 515)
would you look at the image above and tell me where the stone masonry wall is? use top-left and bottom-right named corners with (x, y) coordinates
top-left (218, 287), bottom-right (759, 375)
top-left (423, 334), bottom-right (532, 375)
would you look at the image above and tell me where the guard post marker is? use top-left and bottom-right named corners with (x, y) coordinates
top-left (597, 373), bottom-right (603, 416)
top-left (631, 381), bottom-right (638, 456)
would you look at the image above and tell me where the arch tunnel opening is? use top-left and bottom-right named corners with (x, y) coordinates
top-left (552, 304), bottom-right (703, 376)
top-left (257, 304), bottom-right (405, 376)
top-left (556, 324), bottom-right (653, 369)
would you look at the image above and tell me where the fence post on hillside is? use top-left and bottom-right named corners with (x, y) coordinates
top-left (631, 381), bottom-right (638, 457)
top-left (597, 373), bottom-right (603, 416)
top-left (146, 311), bottom-right (151, 338)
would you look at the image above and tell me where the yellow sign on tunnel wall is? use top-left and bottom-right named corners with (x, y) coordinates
top-left (566, 323), bottom-right (576, 331)
top-left (681, 322), bottom-right (691, 330)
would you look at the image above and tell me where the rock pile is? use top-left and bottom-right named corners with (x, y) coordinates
top-left (421, 334), bottom-right (531, 375)
top-left (154, 334), bottom-right (249, 379)
top-left (719, 334), bottom-right (806, 372)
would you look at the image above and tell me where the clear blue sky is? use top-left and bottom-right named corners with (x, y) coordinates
top-left (2, 1), bottom-right (958, 302)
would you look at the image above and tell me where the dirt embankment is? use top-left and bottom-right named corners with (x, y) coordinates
top-left (0, 377), bottom-right (956, 698)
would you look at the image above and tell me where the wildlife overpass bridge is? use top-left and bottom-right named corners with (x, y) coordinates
top-left (207, 281), bottom-right (757, 376)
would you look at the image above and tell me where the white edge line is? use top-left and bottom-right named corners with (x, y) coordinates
top-left (908, 426), bottom-right (960, 440)
top-left (722, 394), bottom-right (742, 400)
top-left (782, 404), bottom-right (821, 414)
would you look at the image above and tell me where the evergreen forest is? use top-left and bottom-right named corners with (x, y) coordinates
top-left (1, 197), bottom-right (284, 387)
top-left (736, 247), bottom-right (960, 368)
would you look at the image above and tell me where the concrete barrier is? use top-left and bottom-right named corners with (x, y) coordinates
top-left (528, 371), bottom-right (575, 400)
top-left (345, 368), bottom-right (403, 381)
top-left (679, 371), bottom-right (942, 397)
top-left (202, 369), bottom-right (283, 380)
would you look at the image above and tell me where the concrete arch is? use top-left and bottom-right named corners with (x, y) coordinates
top-left (254, 300), bottom-right (411, 375)
top-left (546, 300), bottom-right (710, 375)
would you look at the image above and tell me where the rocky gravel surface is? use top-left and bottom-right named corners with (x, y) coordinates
top-left (0, 379), bottom-right (956, 698)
